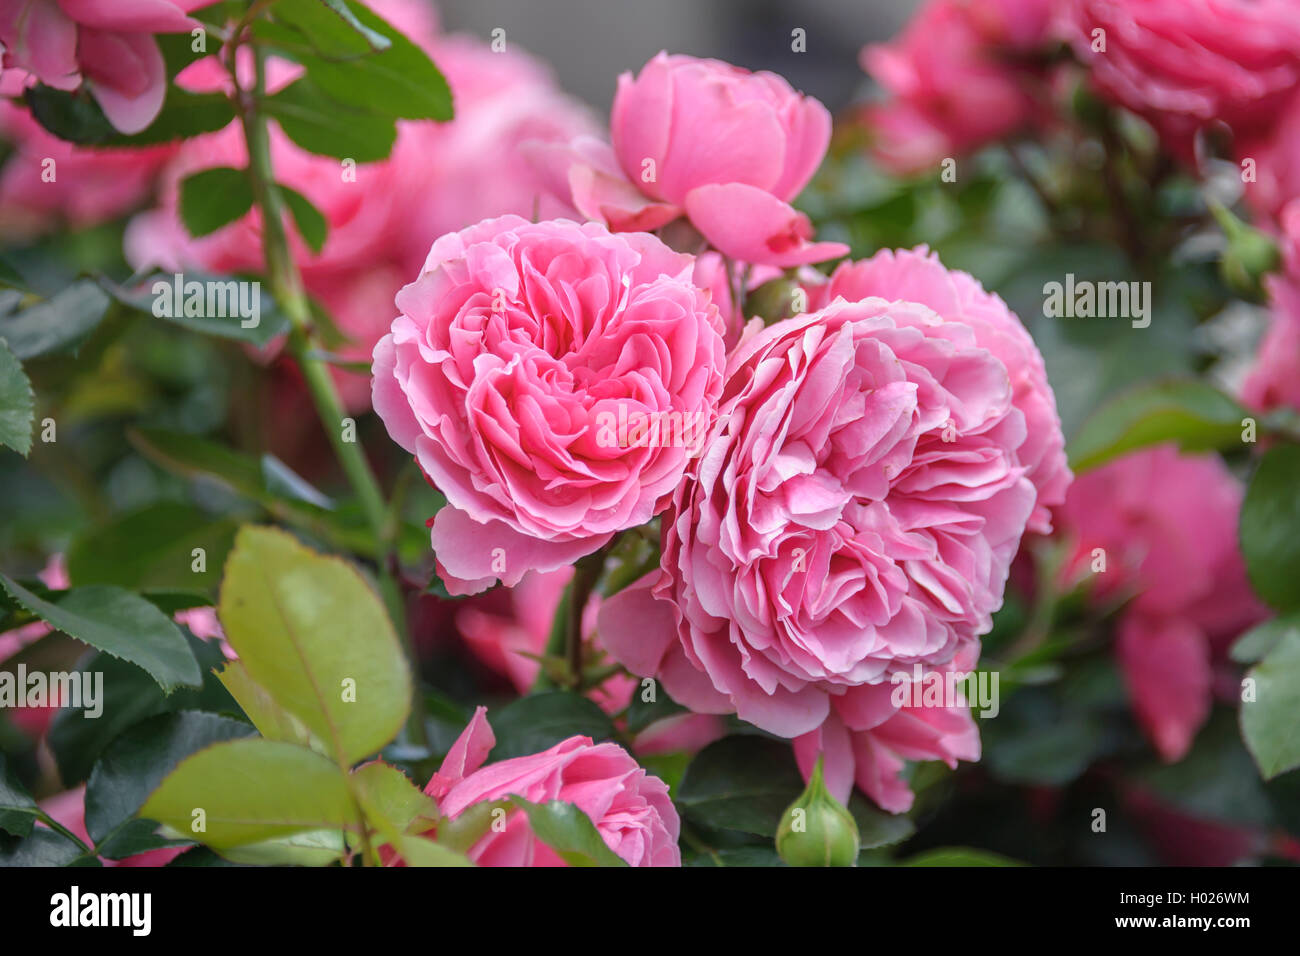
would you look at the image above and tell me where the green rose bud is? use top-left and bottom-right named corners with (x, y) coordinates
top-left (775, 754), bottom-right (860, 867)
top-left (1212, 202), bottom-right (1281, 302)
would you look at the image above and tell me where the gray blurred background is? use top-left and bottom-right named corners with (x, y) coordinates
top-left (437, 0), bottom-right (919, 112)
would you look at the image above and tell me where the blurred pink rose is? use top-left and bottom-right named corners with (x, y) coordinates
top-left (457, 568), bottom-right (724, 754)
top-left (423, 706), bottom-right (680, 866)
top-left (0, 99), bottom-right (175, 235)
top-left (533, 52), bottom-right (847, 267)
top-left (1063, 0), bottom-right (1300, 162)
top-left (1058, 445), bottom-right (1268, 761)
top-left (1238, 92), bottom-right (1300, 224)
top-left (372, 215), bottom-right (725, 594)
top-left (1242, 201), bottom-right (1300, 414)
top-left (0, 0), bottom-right (203, 134)
top-left (600, 259), bottom-right (1058, 739)
top-left (805, 247), bottom-right (1071, 534)
top-left (126, 29), bottom-right (594, 410)
top-left (861, 0), bottom-right (1049, 175)
top-left (794, 651), bottom-right (981, 814)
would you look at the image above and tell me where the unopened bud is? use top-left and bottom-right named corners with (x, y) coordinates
top-left (776, 755), bottom-right (859, 867)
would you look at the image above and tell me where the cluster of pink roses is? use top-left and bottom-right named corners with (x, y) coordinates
top-left (372, 41), bottom-right (1070, 823)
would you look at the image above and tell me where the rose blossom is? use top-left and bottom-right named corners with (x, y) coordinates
top-left (421, 707), bottom-right (680, 867)
top-left (1237, 92), bottom-right (1300, 224)
top-left (599, 250), bottom-right (1063, 741)
top-left (0, 0), bottom-right (204, 134)
top-left (1058, 444), bottom-right (1267, 761)
top-left (1063, 0), bottom-right (1300, 162)
top-left (804, 247), bottom-right (1071, 534)
top-left (861, 0), bottom-right (1052, 175)
top-left (530, 52), bottom-right (847, 268)
top-left (0, 85), bottom-right (175, 236)
top-left (1241, 201), bottom-right (1300, 414)
top-left (372, 215), bottom-right (725, 594)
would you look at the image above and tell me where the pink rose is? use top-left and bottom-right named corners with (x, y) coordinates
top-left (0, 0), bottom-right (203, 134)
top-left (457, 568), bottom-right (725, 754)
top-left (423, 707), bottom-right (680, 866)
top-left (805, 247), bottom-right (1071, 534)
top-left (372, 215), bottom-right (726, 594)
top-left (1242, 201), bottom-right (1300, 414)
top-left (1058, 445), bottom-right (1268, 761)
top-left (793, 652), bottom-right (981, 814)
top-left (1063, 0), bottom-right (1300, 162)
top-left (0, 98), bottom-right (174, 235)
top-left (1238, 92), bottom-right (1300, 224)
top-left (600, 254), bottom-right (1060, 739)
top-left (861, 0), bottom-right (1049, 175)
top-left (533, 53), bottom-right (847, 267)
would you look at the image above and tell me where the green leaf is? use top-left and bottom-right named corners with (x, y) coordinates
top-left (0, 337), bottom-right (34, 456)
top-left (270, 0), bottom-right (391, 55)
top-left (1240, 630), bottom-right (1300, 779)
top-left (22, 84), bottom-right (114, 144)
top-left (488, 692), bottom-right (616, 761)
top-left (0, 280), bottom-right (111, 360)
top-left (66, 501), bottom-right (238, 592)
top-left (382, 832), bottom-right (472, 867)
top-left (0, 577), bottom-right (201, 694)
top-left (278, 184), bottom-right (329, 254)
top-left (85, 711), bottom-right (255, 859)
top-left (1067, 379), bottom-right (1249, 472)
top-left (216, 660), bottom-right (317, 749)
top-left (677, 735), bottom-right (805, 838)
top-left (140, 737), bottom-right (359, 851)
top-left (350, 762), bottom-right (439, 836)
top-left (102, 89), bottom-right (236, 147)
top-left (1230, 616), bottom-right (1300, 664)
top-left (625, 685), bottom-right (686, 734)
top-left (0, 753), bottom-right (37, 838)
top-left (218, 828), bottom-right (347, 866)
top-left (510, 798), bottom-right (627, 867)
top-left (179, 167), bottom-right (255, 239)
top-left (902, 847), bottom-right (1025, 866)
top-left (287, 2), bottom-right (452, 122)
top-left (1241, 444), bottom-right (1300, 613)
top-left (48, 634), bottom-right (235, 785)
top-left (266, 79), bottom-right (397, 161)
top-left (218, 526), bottom-right (411, 766)
top-left (0, 828), bottom-right (92, 866)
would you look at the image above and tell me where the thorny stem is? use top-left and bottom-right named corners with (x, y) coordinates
top-left (231, 17), bottom-right (426, 747)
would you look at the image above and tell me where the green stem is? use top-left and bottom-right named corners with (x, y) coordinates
top-left (232, 24), bottom-right (426, 747)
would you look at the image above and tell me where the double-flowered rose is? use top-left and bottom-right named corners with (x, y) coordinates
top-left (1058, 444), bottom-right (1267, 762)
top-left (372, 215), bottom-right (726, 594)
top-left (600, 248), bottom-right (1066, 757)
top-left (861, 0), bottom-right (1054, 175)
top-left (530, 52), bottom-right (847, 267)
top-left (1063, 0), bottom-right (1300, 162)
top-left (0, 0), bottom-right (203, 133)
top-left (422, 707), bottom-right (680, 867)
